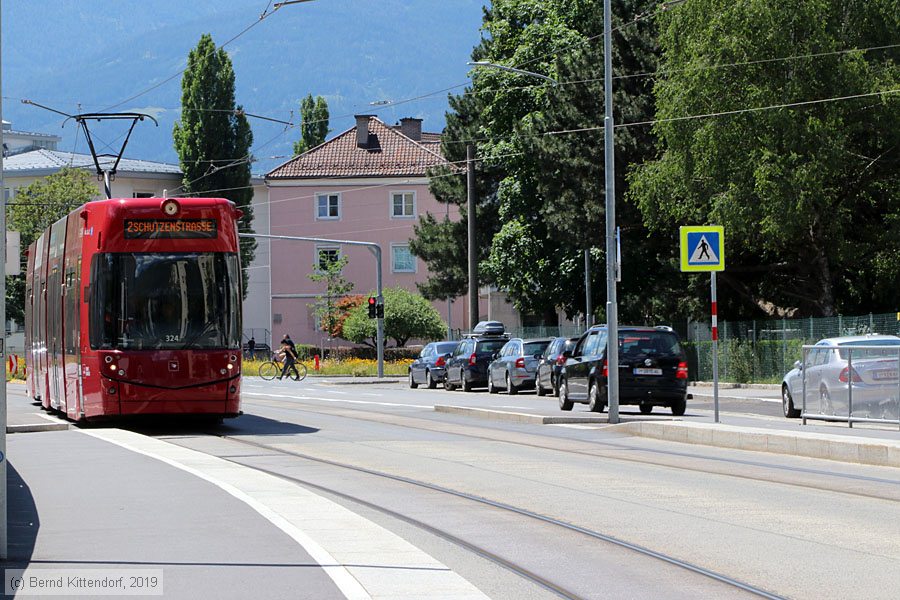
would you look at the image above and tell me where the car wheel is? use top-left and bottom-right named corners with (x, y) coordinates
top-left (819, 386), bottom-right (834, 415)
top-left (536, 375), bottom-right (546, 397)
top-left (463, 374), bottom-right (473, 392)
top-left (488, 376), bottom-right (498, 394)
top-left (506, 372), bottom-right (518, 395)
top-left (639, 404), bottom-right (653, 415)
top-left (426, 370), bottom-right (437, 389)
top-left (670, 397), bottom-right (687, 416)
top-left (408, 370), bottom-right (418, 389)
top-left (559, 379), bottom-right (574, 411)
top-left (782, 385), bottom-right (800, 418)
top-left (588, 381), bottom-right (606, 413)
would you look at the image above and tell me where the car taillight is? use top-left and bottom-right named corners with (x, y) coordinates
top-left (515, 357), bottom-right (525, 369)
top-left (602, 359), bottom-right (608, 378)
top-left (556, 355), bottom-right (566, 366)
top-left (435, 356), bottom-right (445, 367)
top-left (839, 366), bottom-right (862, 383)
top-left (676, 361), bottom-right (688, 379)
top-left (469, 353), bottom-right (477, 366)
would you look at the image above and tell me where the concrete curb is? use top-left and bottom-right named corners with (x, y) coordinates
top-left (612, 421), bottom-right (900, 468)
top-left (432, 405), bottom-right (900, 468)
top-left (435, 405), bottom-right (608, 425)
top-left (691, 382), bottom-right (781, 390)
top-left (8, 422), bottom-right (70, 433)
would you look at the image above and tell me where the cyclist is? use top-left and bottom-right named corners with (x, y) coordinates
top-left (278, 334), bottom-right (300, 380)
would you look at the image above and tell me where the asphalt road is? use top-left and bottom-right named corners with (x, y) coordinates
top-left (133, 377), bottom-right (900, 599)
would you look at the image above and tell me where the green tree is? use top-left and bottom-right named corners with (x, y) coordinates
top-left (293, 94), bottom-right (330, 155)
top-left (342, 287), bottom-right (447, 347)
top-left (414, 0), bottom-right (665, 323)
top-left (6, 168), bottom-right (96, 323)
top-left (173, 33), bottom-right (256, 299)
top-left (308, 255), bottom-right (354, 339)
top-left (629, 0), bottom-right (900, 318)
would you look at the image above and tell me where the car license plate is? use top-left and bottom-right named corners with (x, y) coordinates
top-left (634, 368), bottom-right (662, 376)
top-left (873, 370), bottom-right (898, 380)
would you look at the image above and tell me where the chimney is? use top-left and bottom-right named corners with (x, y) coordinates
top-left (399, 117), bottom-right (423, 141)
top-left (355, 115), bottom-right (374, 148)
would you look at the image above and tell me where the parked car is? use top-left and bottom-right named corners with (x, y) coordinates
top-left (487, 338), bottom-right (553, 395)
top-left (445, 329), bottom-right (510, 392)
top-left (781, 334), bottom-right (900, 419)
top-left (558, 325), bottom-right (690, 415)
top-left (535, 336), bottom-right (579, 397)
top-left (408, 341), bottom-right (460, 389)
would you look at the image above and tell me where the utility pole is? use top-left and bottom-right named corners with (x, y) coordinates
top-left (603, 0), bottom-right (620, 423)
top-left (584, 249), bottom-right (592, 326)
top-left (0, 2), bottom-right (8, 559)
top-left (466, 144), bottom-right (477, 329)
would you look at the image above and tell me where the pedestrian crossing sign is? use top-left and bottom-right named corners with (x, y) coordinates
top-left (680, 226), bottom-right (724, 272)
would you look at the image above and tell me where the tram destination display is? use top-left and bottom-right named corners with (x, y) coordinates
top-left (124, 219), bottom-right (218, 239)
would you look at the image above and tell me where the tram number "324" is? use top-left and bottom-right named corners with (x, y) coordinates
top-left (164, 335), bottom-right (181, 342)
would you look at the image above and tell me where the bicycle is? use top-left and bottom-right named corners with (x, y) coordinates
top-left (258, 355), bottom-right (308, 381)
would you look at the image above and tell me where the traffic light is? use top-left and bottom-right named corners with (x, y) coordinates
top-left (367, 296), bottom-right (377, 319)
top-left (376, 302), bottom-right (384, 319)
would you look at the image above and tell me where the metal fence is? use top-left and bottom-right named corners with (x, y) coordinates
top-left (797, 344), bottom-right (900, 429)
top-left (681, 312), bottom-right (900, 383)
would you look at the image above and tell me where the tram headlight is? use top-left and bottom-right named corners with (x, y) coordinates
top-left (161, 198), bottom-right (180, 216)
top-left (227, 363), bottom-right (234, 370)
top-left (220, 368), bottom-right (227, 375)
top-left (109, 364), bottom-right (116, 371)
top-left (118, 369), bottom-right (125, 376)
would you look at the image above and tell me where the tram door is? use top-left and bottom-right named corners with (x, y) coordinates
top-left (33, 232), bottom-right (49, 406)
top-left (47, 220), bottom-right (67, 412)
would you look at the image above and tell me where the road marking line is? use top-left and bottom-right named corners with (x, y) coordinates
top-left (79, 429), bottom-right (489, 600)
top-left (245, 391), bottom-right (418, 408)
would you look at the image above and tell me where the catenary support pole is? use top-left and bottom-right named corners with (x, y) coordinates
top-left (603, 0), bottom-right (619, 423)
top-left (0, 1), bottom-right (7, 558)
top-left (467, 144), bottom-right (477, 330)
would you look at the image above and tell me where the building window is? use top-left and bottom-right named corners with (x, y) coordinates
top-left (316, 193), bottom-right (340, 220)
top-left (391, 191), bottom-right (415, 218)
top-left (316, 245), bottom-right (340, 271)
top-left (392, 244), bottom-right (415, 273)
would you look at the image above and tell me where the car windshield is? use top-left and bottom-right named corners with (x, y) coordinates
top-left (837, 339), bottom-right (900, 359)
top-left (620, 332), bottom-right (681, 359)
top-left (89, 252), bottom-right (241, 351)
top-left (524, 341), bottom-right (551, 356)
top-left (478, 339), bottom-right (507, 353)
top-left (436, 342), bottom-right (459, 355)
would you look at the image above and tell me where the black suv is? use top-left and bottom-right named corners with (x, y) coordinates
top-left (445, 322), bottom-right (509, 392)
top-left (558, 325), bottom-right (690, 415)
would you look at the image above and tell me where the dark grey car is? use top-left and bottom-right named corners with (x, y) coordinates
top-left (535, 336), bottom-right (579, 397)
top-left (409, 341), bottom-right (459, 389)
top-left (487, 338), bottom-right (552, 395)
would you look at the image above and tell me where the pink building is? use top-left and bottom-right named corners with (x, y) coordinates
top-left (265, 115), bottom-right (468, 347)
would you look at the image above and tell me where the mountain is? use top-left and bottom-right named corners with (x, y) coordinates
top-left (2, 0), bottom-right (486, 174)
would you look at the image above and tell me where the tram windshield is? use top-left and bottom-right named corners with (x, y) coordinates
top-left (89, 252), bottom-right (241, 350)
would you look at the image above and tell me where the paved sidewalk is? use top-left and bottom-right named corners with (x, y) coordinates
top-left (4, 385), bottom-right (488, 600)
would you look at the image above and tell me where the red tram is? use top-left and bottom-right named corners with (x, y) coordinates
top-left (24, 197), bottom-right (243, 421)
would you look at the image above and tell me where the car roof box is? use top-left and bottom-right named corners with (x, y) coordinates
top-left (472, 320), bottom-right (505, 336)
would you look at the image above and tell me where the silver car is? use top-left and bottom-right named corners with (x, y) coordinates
top-left (487, 338), bottom-right (552, 395)
top-left (781, 334), bottom-right (900, 419)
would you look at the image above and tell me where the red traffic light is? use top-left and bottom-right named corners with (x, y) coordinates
top-left (368, 296), bottom-right (377, 305)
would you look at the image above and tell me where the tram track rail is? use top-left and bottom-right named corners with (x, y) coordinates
top-left (239, 393), bottom-right (900, 503)
top-left (205, 432), bottom-right (784, 600)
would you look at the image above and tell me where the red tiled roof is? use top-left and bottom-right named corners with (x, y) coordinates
top-left (267, 116), bottom-right (448, 179)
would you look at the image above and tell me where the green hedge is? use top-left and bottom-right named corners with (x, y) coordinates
top-left (683, 339), bottom-right (804, 383)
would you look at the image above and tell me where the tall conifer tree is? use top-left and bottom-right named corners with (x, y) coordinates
top-left (174, 33), bottom-right (256, 298)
